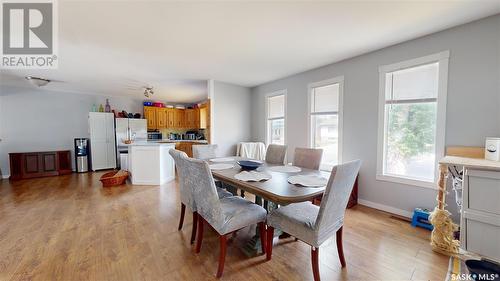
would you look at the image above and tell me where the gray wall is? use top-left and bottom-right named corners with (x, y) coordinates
top-left (212, 81), bottom-right (252, 157)
top-left (251, 15), bottom-right (500, 218)
top-left (0, 86), bottom-right (144, 177)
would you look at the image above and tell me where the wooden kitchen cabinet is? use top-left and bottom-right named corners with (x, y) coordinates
top-left (194, 108), bottom-right (201, 128)
top-left (174, 109), bottom-right (185, 128)
top-left (199, 107), bottom-right (208, 129)
top-left (9, 151), bottom-right (72, 180)
top-left (184, 109), bottom-right (196, 129)
top-left (175, 142), bottom-right (197, 157)
top-left (145, 106), bottom-right (184, 129)
top-left (156, 108), bottom-right (167, 129)
top-left (199, 101), bottom-right (211, 130)
top-left (144, 106), bottom-right (157, 129)
top-left (144, 104), bottom-right (209, 130)
top-left (166, 108), bottom-right (175, 128)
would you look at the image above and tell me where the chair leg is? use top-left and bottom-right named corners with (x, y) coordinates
top-left (216, 234), bottom-right (227, 278)
top-left (311, 246), bottom-right (320, 281)
top-left (195, 216), bottom-right (204, 253)
top-left (178, 203), bottom-right (186, 230)
top-left (190, 212), bottom-right (198, 244)
top-left (336, 226), bottom-right (346, 268)
top-left (258, 222), bottom-right (266, 255)
top-left (266, 226), bottom-right (274, 261)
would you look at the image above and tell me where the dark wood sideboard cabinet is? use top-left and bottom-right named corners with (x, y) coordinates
top-left (9, 151), bottom-right (72, 180)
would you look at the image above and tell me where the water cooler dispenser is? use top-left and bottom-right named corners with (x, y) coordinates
top-left (74, 138), bottom-right (89, 173)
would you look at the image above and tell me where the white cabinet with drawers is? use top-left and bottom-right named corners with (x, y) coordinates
top-left (89, 112), bottom-right (116, 171)
top-left (461, 169), bottom-right (500, 262)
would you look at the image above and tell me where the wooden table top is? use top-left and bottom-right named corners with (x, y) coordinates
top-left (211, 158), bottom-right (330, 205)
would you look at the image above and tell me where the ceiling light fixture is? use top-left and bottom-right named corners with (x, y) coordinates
top-left (144, 87), bottom-right (154, 98)
top-left (25, 76), bottom-right (51, 87)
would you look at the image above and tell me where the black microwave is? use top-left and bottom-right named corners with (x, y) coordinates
top-left (147, 132), bottom-right (162, 140)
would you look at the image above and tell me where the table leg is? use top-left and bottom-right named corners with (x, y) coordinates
top-left (241, 199), bottom-right (281, 257)
top-left (255, 196), bottom-right (262, 206)
top-left (221, 182), bottom-right (238, 196)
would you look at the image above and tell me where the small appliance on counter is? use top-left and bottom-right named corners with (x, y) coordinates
top-left (147, 131), bottom-right (162, 140)
top-left (74, 138), bottom-right (90, 173)
top-left (169, 133), bottom-right (182, 140)
top-left (196, 130), bottom-right (206, 140)
top-left (485, 137), bottom-right (500, 161)
top-left (185, 131), bottom-right (197, 140)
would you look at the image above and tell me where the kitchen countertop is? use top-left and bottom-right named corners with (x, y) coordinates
top-left (440, 156), bottom-right (500, 171)
top-left (118, 139), bottom-right (208, 147)
top-left (149, 139), bottom-right (209, 144)
top-left (121, 141), bottom-right (176, 147)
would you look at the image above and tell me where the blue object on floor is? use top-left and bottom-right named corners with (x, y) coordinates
top-left (411, 208), bottom-right (433, 231)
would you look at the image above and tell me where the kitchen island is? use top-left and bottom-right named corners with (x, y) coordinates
top-left (127, 142), bottom-right (176, 185)
top-left (147, 139), bottom-right (209, 157)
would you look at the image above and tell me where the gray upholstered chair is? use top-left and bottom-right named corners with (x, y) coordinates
top-left (184, 156), bottom-right (267, 278)
top-left (266, 144), bottom-right (286, 165)
top-left (192, 144), bottom-right (236, 195)
top-left (266, 160), bottom-right (362, 281)
top-left (240, 143), bottom-right (287, 201)
top-left (293, 147), bottom-right (323, 170)
top-left (239, 143), bottom-right (287, 198)
top-left (169, 149), bottom-right (231, 244)
top-left (265, 144), bottom-right (287, 165)
top-left (192, 144), bottom-right (218, 160)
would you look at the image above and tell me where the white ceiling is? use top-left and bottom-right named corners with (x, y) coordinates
top-left (1, 1), bottom-right (499, 102)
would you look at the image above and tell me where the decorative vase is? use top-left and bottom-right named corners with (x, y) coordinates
top-left (98, 104), bottom-right (104, 112)
top-left (105, 99), bottom-right (111, 112)
top-left (91, 104), bottom-right (97, 112)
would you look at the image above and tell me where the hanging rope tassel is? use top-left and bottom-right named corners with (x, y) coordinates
top-left (429, 207), bottom-right (460, 255)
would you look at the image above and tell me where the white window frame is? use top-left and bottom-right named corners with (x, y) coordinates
top-left (265, 90), bottom-right (287, 146)
top-left (376, 51), bottom-right (449, 189)
top-left (307, 76), bottom-right (344, 171)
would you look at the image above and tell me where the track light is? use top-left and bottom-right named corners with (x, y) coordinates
top-left (144, 87), bottom-right (154, 97)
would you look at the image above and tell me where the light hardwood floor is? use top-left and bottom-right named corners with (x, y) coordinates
top-left (0, 172), bottom-right (448, 281)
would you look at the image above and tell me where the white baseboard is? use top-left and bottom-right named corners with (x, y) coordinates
top-left (1, 174), bottom-right (10, 179)
top-left (358, 199), bottom-right (413, 218)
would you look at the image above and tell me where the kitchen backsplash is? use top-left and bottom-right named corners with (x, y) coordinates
top-left (158, 128), bottom-right (208, 140)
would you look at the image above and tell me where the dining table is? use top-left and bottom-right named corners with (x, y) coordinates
top-left (209, 157), bottom-right (330, 256)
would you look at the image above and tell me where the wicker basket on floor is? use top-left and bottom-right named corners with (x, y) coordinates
top-left (100, 170), bottom-right (129, 187)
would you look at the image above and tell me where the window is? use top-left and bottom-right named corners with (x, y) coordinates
top-left (308, 77), bottom-right (343, 171)
top-left (266, 91), bottom-right (286, 145)
top-left (377, 51), bottom-right (449, 188)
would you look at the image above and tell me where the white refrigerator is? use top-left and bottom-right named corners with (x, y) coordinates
top-left (115, 118), bottom-right (147, 169)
